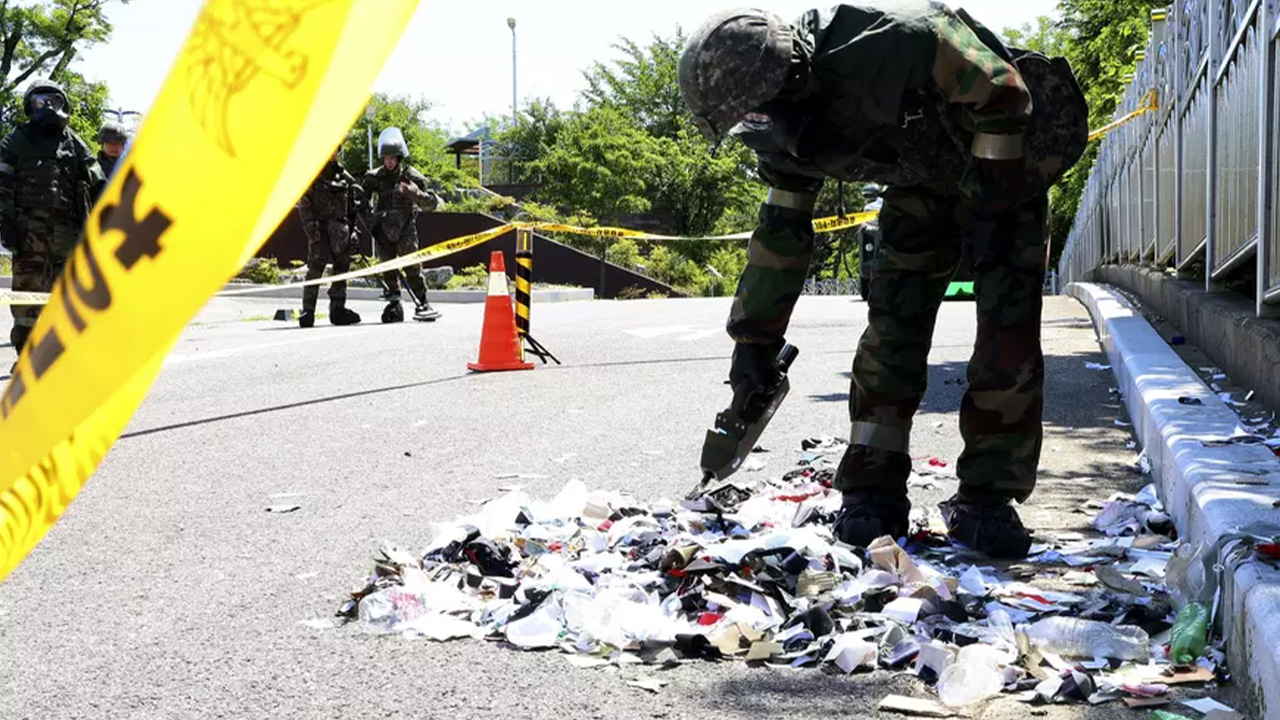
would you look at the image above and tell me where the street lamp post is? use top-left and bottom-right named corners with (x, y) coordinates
top-left (365, 104), bottom-right (377, 172)
top-left (507, 18), bottom-right (517, 127)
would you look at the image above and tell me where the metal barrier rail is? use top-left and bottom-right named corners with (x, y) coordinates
top-left (1057, 0), bottom-right (1280, 317)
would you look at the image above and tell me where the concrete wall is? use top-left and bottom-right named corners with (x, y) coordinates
top-left (1094, 264), bottom-right (1280, 411)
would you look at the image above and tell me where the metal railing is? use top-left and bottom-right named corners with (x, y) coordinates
top-left (1058, 0), bottom-right (1280, 317)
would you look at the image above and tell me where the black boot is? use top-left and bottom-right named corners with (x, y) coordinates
top-left (329, 301), bottom-right (361, 326)
top-left (938, 496), bottom-right (1033, 559)
top-left (298, 309), bottom-right (315, 328)
top-left (831, 490), bottom-right (911, 548)
top-left (381, 300), bottom-right (404, 324)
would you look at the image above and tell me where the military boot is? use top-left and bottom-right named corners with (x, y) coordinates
top-left (329, 300), bottom-right (361, 326)
top-left (832, 490), bottom-right (911, 548)
top-left (938, 496), bottom-right (1033, 559)
top-left (10, 324), bottom-right (30, 352)
top-left (381, 300), bottom-right (404, 324)
top-left (298, 310), bottom-right (316, 328)
top-left (413, 301), bottom-right (441, 322)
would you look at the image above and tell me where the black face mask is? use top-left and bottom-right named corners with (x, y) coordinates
top-left (31, 107), bottom-right (68, 133)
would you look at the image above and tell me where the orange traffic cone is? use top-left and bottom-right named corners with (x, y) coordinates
top-left (468, 251), bottom-right (534, 372)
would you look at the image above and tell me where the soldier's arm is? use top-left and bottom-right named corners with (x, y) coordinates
top-left (0, 132), bottom-right (17, 248)
top-left (403, 169), bottom-right (440, 211)
top-left (726, 162), bottom-right (824, 346)
top-left (930, 10), bottom-right (1033, 211)
top-left (0, 132), bottom-right (17, 227)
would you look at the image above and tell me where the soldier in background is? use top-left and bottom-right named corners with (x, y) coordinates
top-left (0, 79), bottom-right (104, 356)
top-left (679, 2), bottom-right (1088, 558)
top-left (360, 127), bottom-right (442, 324)
top-left (295, 147), bottom-right (362, 328)
top-left (96, 119), bottom-right (129, 180)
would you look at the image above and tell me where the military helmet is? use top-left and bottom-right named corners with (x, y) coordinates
top-left (377, 127), bottom-right (409, 158)
top-left (22, 78), bottom-right (71, 119)
top-left (678, 8), bottom-right (794, 140)
top-left (97, 119), bottom-right (129, 144)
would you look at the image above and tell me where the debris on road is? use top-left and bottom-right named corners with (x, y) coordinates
top-left (265, 505), bottom-right (301, 514)
top-left (1085, 362), bottom-right (1112, 370)
top-left (335, 439), bottom-right (1244, 710)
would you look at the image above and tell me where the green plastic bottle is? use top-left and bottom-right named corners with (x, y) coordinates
top-left (1151, 712), bottom-right (1195, 720)
top-left (1169, 602), bottom-right (1210, 665)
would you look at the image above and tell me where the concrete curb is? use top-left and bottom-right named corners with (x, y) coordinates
top-left (1067, 281), bottom-right (1280, 720)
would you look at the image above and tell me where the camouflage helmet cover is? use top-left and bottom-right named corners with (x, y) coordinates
top-left (377, 127), bottom-right (409, 158)
top-left (22, 77), bottom-right (71, 117)
top-left (678, 8), bottom-right (794, 140)
top-left (97, 119), bottom-right (129, 144)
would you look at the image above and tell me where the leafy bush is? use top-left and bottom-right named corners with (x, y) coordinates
top-left (447, 263), bottom-right (490, 289)
top-left (0, 254), bottom-right (11, 276)
top-left (236, 258), bottom-right (284, 285)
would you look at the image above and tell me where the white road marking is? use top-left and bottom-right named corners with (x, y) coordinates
top-left (164, 332), bottom-right (351, 365)
top-left (624, 324), bottom-right (699, 339)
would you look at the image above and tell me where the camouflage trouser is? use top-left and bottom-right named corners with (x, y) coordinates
top-left (375, 225), bottom-right (427, 304)
top-left (836, 186), bottom-right (1048, 504)
top-left (302, 219), bottom-right (352, 313)
top-left (9, 231), bottom-right (66, 351)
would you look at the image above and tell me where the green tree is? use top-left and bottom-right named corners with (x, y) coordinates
top-left (498, 98), bottom-right (566, 185)
top-left (530, 105), bottom-right (664, 225)
top-left (0, 1), bottom-right (125, 141)
top-left (341, 93), bottom-right (476, 190)
top-left (582, 33), bottom-right (687, 140)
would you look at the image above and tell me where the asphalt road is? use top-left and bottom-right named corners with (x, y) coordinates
top-left (0, 293), bottom-right (1231, 720)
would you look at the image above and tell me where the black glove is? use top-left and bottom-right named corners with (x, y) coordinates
top-left (728, 341), bottom-right (785, 399)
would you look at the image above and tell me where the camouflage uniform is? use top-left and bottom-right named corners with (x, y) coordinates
top-left (297, 157), bottom-right (361, 325)
top-left (360, 161), bottom-right (440, 317)
top-left (680, 1), bottom-right (1087, 556)
top-left (0, 80), bottom-right (105, 353)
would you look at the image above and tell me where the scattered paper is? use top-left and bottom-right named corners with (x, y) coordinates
top-left (1181, 698), bottom-right (1235, 715)
top-left (878, 695), bottom-right (954, 717)
top-left (565, 655), bottom-right (612, 669)
top-left (1124, 697), bottom-right (1170, 708)
top-left (1095, 565), bottom-right (1149, 596)
top-left (881, 597), bottom-right (924, 624)
top-left (869, 536), bottom-right (926, 584)
top-left (626, 676), bottom-right (668, 693)
top-left (825, 635), bottom-right (878, 674)
top-left (298, 618), bottom-right (334, 630)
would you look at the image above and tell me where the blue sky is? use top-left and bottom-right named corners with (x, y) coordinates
top-left (75, 0), bottom-right (1059, 134)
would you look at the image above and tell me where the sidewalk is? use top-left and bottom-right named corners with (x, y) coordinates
top-left (1069, 282), bottom-right (1280, 720)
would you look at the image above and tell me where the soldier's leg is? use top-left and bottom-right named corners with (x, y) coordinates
top-left (300, 229), bottom-right (328, 328)
top-left (326, 221), bottom-right (360, 326)
top-left (8, 235), bottom-right (52, 352)
top-left (397, 235), bottom-right (439, 322)
top-left (940, 195), bottom-right (1048, 558)
top-left (833, 187), bottom-right (961, 546)
top-left (377, 230), bottom-right (404, 323)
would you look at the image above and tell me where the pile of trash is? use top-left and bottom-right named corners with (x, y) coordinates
top-left (335, 438), bottom-right (1245, 715)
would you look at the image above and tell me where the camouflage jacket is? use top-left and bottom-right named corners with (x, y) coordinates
top-left (0, 123), bottom-right (104, 250)
top-left (729, 0), bottom-right (1055, 346)
top-left (735, 0), bottom-right (1034, 198)
top-left (360, 163), bottom-right (439, 240)
top-left (298, 160), bottom-right (361, 234)
top-left (97, 150), bottom-right (119, 182)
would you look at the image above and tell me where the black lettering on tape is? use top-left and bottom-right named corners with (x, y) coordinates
top-left (29, 328), bottom-right (65, 380)
top-left (71, 242), bottom-right (112, 312)
top-left (58, 276), bottom-right (86, 333)
top-left (100, 167), bottom-right (174, 270)
top-left (1, 367), bottom-right (27, 418)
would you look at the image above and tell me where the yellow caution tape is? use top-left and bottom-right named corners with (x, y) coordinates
top-left (216, 224), bottom-right (514, 296)
top-left (1088, 90), bottom-right (1159, 142)
top-left (0, 0), bottom-right (422, 583)
top-left (812, 211), bottom-right (879, 234)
